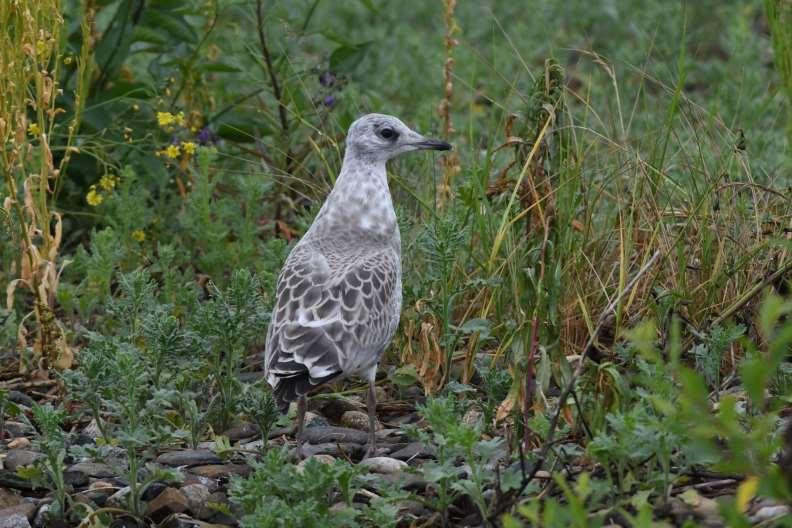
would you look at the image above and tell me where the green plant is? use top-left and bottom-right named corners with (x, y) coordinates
top-left (191, 269), bottom-right (269, 430)
top-left (24, 403), bottom-right (71, 522)
top-left (238, 382), bottom-right (279, 455)
top-left (408, 396), bottom-right (504, 523)
top-left (230, 447), bottom-right (397, 528)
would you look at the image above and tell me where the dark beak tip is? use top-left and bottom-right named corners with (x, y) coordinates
top-left (419, 139), bottom-right (453, 151)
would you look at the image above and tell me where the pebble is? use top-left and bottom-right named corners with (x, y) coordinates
top-left (67, 461), bottom-right (115, 478)
top-left (81, 419), bottom-right (103, 440)
top-left (6, 438), bottom-right (30, 450)
top-left (222, 421), bottom-right (259, 441)
top-left (161, 514), bottom-right (230, 528)
top-left (340, 410), bottom-right (377, 431)
top-left (296, 454), bottom-right (336, 475)
top-left (462, 407), bottom-right (483, 428)
top-left (359, 456), bottom-right (408, 474)
top-left (389, 442), bottom-right (434, 461)
top-left (318, 397), bottom-right (364, 421)
top-left (189, 464), bottom-right (252, 479)
top-left (156, 450), bottom-right (221, 467)
top-left (751, 505), bottom-right (791, 523)
top-left (299, 442), bottom-right (365, 459)
top-left (0, 487), bottom-right (22, 509)
top-left (299, 426), bottom-right (368, 445)
top-left (180, 483), bottom-right (213, 520)
top-left (106, 486), bottom-right (131, 509)
top-left (147, 487), bottom-right (189, 523)
top-left (181, 473), bottom-right (220, 493)
top-left (304, 411), bottom-right (330, 428)
top-left (0, 514), bottom-right (31, 528)
top-left (3, 450), bottom-right (43, 472)
top-left (2, 422), bottom-right (34, 439)
top-left (0, 503), bottom-right (35, 522)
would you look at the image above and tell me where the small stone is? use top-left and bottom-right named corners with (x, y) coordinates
top-left (359, 456), bottom-right (408, 474)
top-left (157, 450), bottom-right (221, 467)
top-left (67, 462), bottom-right (115, 479)
top-left (180, 483), bottom-right (213, 520)
top-left (0, 503), bottom-right (36, 522)
top-left (141, 482), bottom-right (168, 501)
top-left (0, 513), bottom-right (31, 528)
top-left (374, 386), bottom-right (388, 403)
top-left (299, 426), bottom-right (368, 445)
top-left (0, 471), bottom-right (34, 491)
top-left (2, 422), bottom-right (33, 439)
top-left (751, 505), bottom-right (791, 523)
top-left (299, 442), bottom-right (365, 459)
top-left (147, 487), bottom-right (189, 523)
top-left (80, 480), bottom-right (116, 507)
top-left (7, 391), bottom-right (34, 408)
top-left (106, 486), bottom-right (131, 509)
top-left (81, 419), bottom-right (103, 440)
top-left (396, 499), bottom-right (427, 517)
top-left (296, 454), bottom-right (336, 475)
top-left (182, 473), bottom-right (220, 493)
top-left (340, 410), bottom-right (379, 431)
top-left (189, 464), bottom-right (251, 479)
top-left (32, 503), bottom-right (51, 528)
top-left (6, 438), bottom-right (29, 450)
top-left (222, 421), bottom-right (259, 442)
top-left (304, 411), bottom-right (330, 428)
top-left (3, 450), bottom-right (42, 472)
top-left (389, 442), bottom-right (433, 461)
top-left (462, 407), bottom-right (483, 428)
top-left (0, 487), bottom-right (23, 509)
top-left (317, 397), bottom-right (364, 421)
top-left (161, 514), bottom-right (229, 528)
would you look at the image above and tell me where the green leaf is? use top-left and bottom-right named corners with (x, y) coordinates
top-left (741, 357), bottom-right (768, 404)
top-left (329, 42), bottom-right (372, 73)
top-left (196, 62), bottom-right (242, 73)
top-left (459, 318), bottom-right (491, 338)
top-left (139, 9), bottom-right (197, 44)
top-left (391, 364), bottom-right (419, 387)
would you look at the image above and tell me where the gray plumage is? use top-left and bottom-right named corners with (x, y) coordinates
top-left (263, 113), bottom-right (451, 456)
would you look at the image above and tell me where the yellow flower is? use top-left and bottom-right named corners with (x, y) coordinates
top-left (27, 123), bottom-right (41, 136)
top-left (175, 111), bottom-right (186, 127)
top-left (86, 188), bottom-right (103, 206)
top-left (182, 141), bottom-right (196, 156)
top-left (165, 144), bottom-right (180, 158)
top-left (36, 40), bottom-right (47, 56)
top-left (131, 229), bottom-right (146, 242)
top-left (99, 174), bottom-right (117, 191)
top-left (157, 111), bottom-right (175, 127)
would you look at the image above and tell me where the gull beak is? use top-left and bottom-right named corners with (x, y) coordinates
top-left (414, 138), bottom-right (452, 151)
top-left (408, 131), bottom-right (452, 151)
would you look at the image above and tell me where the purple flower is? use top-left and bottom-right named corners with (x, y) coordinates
top-left (196, 127), bottom-right (218, 145)
top-left (322, 95), bottom-right (336, 108)
top-left (318, 70), bottom-right (337, 87)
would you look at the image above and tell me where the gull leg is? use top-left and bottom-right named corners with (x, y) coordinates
top-left (296, 395), bottom-right (307, 460)
top-left (365, 380), bottom-right (377, 458)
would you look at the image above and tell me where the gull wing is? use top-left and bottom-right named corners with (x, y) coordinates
top-left (264, 242), bottom-right (399, 407)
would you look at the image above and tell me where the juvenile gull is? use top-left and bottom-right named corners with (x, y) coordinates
top-left (264, 114), bottom-right (451, 457)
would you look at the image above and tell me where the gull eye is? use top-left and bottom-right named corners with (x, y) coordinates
top-left (379, 127), bottom-right (398, 140)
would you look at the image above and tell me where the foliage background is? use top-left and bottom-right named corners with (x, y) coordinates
top-left (0, 0), bottom-right (791, 526)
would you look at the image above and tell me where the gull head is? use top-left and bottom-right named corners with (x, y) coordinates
top-left (345, 113), bottom-right (451, 162)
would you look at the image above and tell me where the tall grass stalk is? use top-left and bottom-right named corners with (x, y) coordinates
top-left (766, 0), bottom-right (792, 155)
top-left (0, 1), bottom-right (92, 371)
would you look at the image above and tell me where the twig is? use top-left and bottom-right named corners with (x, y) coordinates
top-left (255, 0), bottom-right (290, 165)
top-left (710, 260), bottom-right (792, 328)
top-left (488, 250), bottom-right (661, 522)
